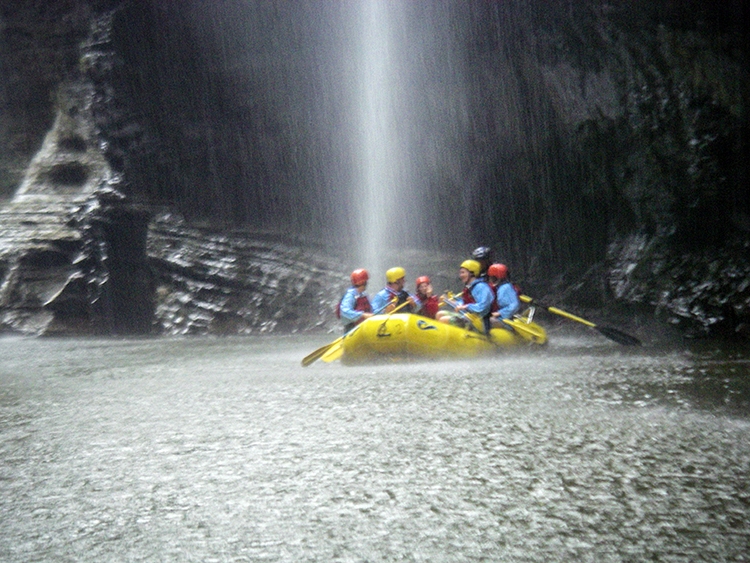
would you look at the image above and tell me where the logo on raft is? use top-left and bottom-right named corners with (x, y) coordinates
top-left (416, 320), bottom-right (438, 331)
top-left (376, 323), bottom-right (391, 338)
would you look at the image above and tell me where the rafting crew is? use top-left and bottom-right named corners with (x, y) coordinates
top-left (371, 267), bottom-right (420, 314)
top-left (487, 263), bottom-right (520, 327)
top-left (338, 255), bottom-right (509, 332)
top-left (337, 268), bottom-right (373, 332)
top-left (436, 259), bottom-right (494, 333)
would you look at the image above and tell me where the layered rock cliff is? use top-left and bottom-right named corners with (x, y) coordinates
top-left (0, 0), bottom-right (747, 338)
top-left (0, 4), bottom-right (345, 335)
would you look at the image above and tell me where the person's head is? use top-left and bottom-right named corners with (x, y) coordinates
top-left (459, 260), bottom-right (480, 285)
top-left (487, 263), bottom-right (508, 285)
top-left (472, 246), bottom-right (493, 273)
top-left (386, 267), bottom-right (406, 290)
top-left (350, 268), bottom-right (369, 289)
top-left (415, 275), bottom-right (431, 296)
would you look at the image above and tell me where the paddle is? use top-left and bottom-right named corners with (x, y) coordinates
top-left (301, 299), bottom-right (409, 367)
top-left (445, 292), bottom-right (548, 345)
top-left (442, 294), bottom-right (488, 335)
top-left (301, 334), bottom-right (345, 367)
top-left (519, 295), bottom-right (641, 346)
top-left (319, 300), bottom-right (413, 364)
top-left (501, 318), bottom-right (547, 344)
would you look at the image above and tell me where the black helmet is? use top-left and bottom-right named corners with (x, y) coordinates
top-left (472, 246), bottom-right (492, 260)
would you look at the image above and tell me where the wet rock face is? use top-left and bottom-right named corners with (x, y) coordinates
top-left (0, 85), bottom-right (344, 337)
top-left (0, 240), bottom-right (80, 335)
top-left (0, 1), bottom-right (96, 199)
top-left (0, 200), bottom-right (346, 336)
top-left (608, 234), bottom-right (750, 338)
top-left (0, 61), bottom-right (118, 335)
top-left (0, 187), bottom-right (154, 336)
top-left (147, 213), bottom-right (346, 335)
top-left (0, 1), bottom-right (347, 337)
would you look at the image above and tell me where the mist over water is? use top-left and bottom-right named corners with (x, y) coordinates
top-left (1, 335), bottom-right (748, 561)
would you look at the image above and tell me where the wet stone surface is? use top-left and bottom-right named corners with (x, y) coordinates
top-left (0, 335), bottom-right (748, 562)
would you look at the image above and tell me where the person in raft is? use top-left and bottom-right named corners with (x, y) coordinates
top-left (487, 263), bottom-right (520, 327)
top-left (436, 259), bottom-right (494, 332)
top-left (337, 268), bottom-right (373, 332)
top-left (471, 246), bottom-right (494, 283)
top-left (371, 267), bottom-right (420, 314)
top-left (414, 275), bottom-right (440, 319)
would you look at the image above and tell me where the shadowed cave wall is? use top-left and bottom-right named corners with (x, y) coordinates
top-left (0, 0), bottom-right (747, 338)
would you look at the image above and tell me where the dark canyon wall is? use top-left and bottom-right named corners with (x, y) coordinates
top-left (0, 0), bottom-right (747, 338)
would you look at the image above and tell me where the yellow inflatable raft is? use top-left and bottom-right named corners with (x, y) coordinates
top-left (322, 311), bottom-right (546, 365)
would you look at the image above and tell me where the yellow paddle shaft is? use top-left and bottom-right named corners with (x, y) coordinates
top-left (546, 306), bottom-right (596, 327)
top-left (519, 295), bottom-right (596, 328)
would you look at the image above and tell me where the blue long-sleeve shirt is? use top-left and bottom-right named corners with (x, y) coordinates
top-left (339, 287), bottom-right (369, 324)
top-left (371, 287), bottom-right (421, 314)
top-left (461, 279), bottom-right (494, 318)
top-left (495, 282), bottom-right (520, 319)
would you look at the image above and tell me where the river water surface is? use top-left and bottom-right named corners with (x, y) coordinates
top-left (1, 333), bottom-right (748, 562)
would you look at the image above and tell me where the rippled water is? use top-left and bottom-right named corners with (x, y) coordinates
top-left (1, 334), bottom-right (748, 562)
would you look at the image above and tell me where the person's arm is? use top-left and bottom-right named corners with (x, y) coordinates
top-left (338, 289), bottom-right (363, 322)
top-left (465, 282), bottom-right (493, 316)
top-left (408, 292), bottom-right (422, 309)
top-left (496, 283), bottom-right (520, 319)
top-left (371, 290), bottom-right (391, 314)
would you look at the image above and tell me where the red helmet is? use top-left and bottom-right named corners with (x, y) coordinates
top-left (488, 263), bottom-right (508, 280)
top-left (350, 268), bottom-right (369, 286)
top-left (415, 275), bottom-right (431, 286)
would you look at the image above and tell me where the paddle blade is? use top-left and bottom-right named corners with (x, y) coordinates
top-left (521, 294), bottom-right (640, 346)
top-left (464, 312), bottom-right (486, 334)
top-left (596, 326), bottom-right (641, 346)
top-left (503, 319), bottom-right (547, 345)
top-left (301, 336), bottom-right (343, 367)
top-left (301, 345), bottom-right (330, 367)
top-left (321, 342), bottom-right (344, 363)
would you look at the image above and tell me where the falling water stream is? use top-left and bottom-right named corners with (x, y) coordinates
top-left (353, 0), bottom-right (419, 277)
top-left (1, 334), bottom-right (748, 562)
top-left (357, 0), bottom-right (394, 277)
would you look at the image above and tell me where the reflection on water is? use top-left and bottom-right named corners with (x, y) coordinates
top-left (0, 334), bottom-right (748, 562)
